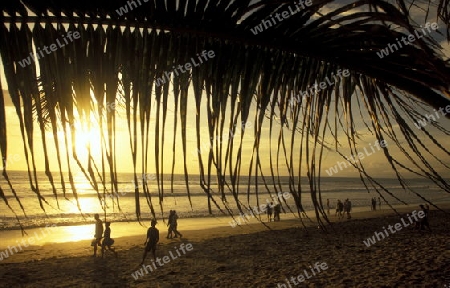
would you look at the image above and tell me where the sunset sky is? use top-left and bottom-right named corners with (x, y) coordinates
top-left (1, 10), bottom-right (449, 178)
top-left (2, 82), bottom-right (450, 179)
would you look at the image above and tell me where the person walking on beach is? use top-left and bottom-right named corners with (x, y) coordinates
top-left (93, 213), bottom-right (103, 257)
top-left (140, 219), bottom-right (159, 265)
top-left (273, 203), bottom-right (281, 221)
top-left (343, 199), bottom-right (348, 218)
top-left (326, 199), bottom-right (330, 215)
top-left (337, 200), bottom-right (344, 219)
top-left (166, 210), bottom-right (174, 239)
top-left (419, 204), bottom-right (432, 232)
top-left (267, 202), bottom-right (273, 222)
top-left (345, 199), bottom-right (352, 219)
top-left (171, 210), bottom-right (183, 238)
top-left (335, 199), bottom-right (340, 217)
top-left (378, 197), bottom-right (381, 210)
top-left (101, 222), bottom-right (117, 258)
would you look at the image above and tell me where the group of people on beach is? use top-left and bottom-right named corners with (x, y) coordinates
top-left (139, 210), bottom-right (185, 264)
top-left (92, 213), bottom-right (117, 258)
top-left (325, 197), bottom-right (385, 219)
top-left (266, 202), bottom-right (282, 222)
top-left (92, 210), bottom-right (184, 261)
top-left (325, 197), bottom-right (432, 232)
top-left (92, 200), bottom-right (432, 263)
top-left (371, 197), bottom-right (381, 210)
top-left (334, 199), bottom-right (352, 219)
top-left (325, 198), bottom-right (352, 219)
top-left (166, 210), bottom-right (182, 239)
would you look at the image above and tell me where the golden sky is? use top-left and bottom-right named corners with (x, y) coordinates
top-left (1, 11), bottom-right (449, 178)
top-left (2, 83), bottom-right (450, 179)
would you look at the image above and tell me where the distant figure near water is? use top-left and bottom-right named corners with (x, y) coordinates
top-left (93, 213), bottom-right (103, 257)
top-left (419, 204), bottom-right (432, 232)
top-left (170, 210), bottom-right (183, 238)
top-left (267, 202), bottom-right (273, 222)
top-left (273, 203), bottom-right (281, 221)
top-left (326, 199), bottom-right (330, 215)
top-left (140, 219), bottom-right (159, 265)
top-left (344, 198), bottom-right (352, 219)
top-left (336, 200), bottom-right (344, 219)
top-left (167, 210), bottom-right (174, 239)
top-left (371, 197), bottom-right (377, 211)
top-left (378, 197), bottom-right (381, 210)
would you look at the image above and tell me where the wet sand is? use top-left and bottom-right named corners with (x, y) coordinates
top-left (0, 204), bottom-right (449, 287)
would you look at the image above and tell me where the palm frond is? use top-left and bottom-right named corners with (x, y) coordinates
top-left (0, 0), bottom-right (449, 226)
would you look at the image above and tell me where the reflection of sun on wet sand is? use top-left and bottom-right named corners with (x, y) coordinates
top-left (0, 205), bottom-right (449, 287)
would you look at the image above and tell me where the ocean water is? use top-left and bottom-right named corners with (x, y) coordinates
top-left (0, 171), bottom-right (448, 230)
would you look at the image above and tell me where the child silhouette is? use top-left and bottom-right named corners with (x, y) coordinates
top-left (101, 222), bottom-right (117, 258)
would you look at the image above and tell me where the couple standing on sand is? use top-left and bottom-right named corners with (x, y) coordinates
top-left (335, 199), bottom-right (352, 219)
top-left (371, 197), bottom-right (381, 210)
top-left (266, 202), bottom-right (281, 222)
top-left (92, 214), bottom-right (117, 258)
top-left (166, 210), bottom-right (182, 239)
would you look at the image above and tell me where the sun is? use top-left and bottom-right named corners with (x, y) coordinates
top-left (72, 114), bottom-right (103, 162)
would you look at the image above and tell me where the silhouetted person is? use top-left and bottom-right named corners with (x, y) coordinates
top-left (274, 203), bottom-right (281, 221)
top-left (345, 199), bottom-right (352, 219)
top-left (266, 202), bottom-right (273, 222)
top-left (336, 200), bottom-right (344, 219)
top-left (326, 199), bottom-right (330, 215)
top-left (378, 197), bottom-right (381, 210)
top-left (93, 213), bottom-right (103, 257)
top-left (171, 210), bottom-right (183, 238)
top-left (419, 204), bottom-right (431, 232)
top-left (102, 222), bottom-right (117, 258)
top-left (140, 219), bottom-right (159, 265)
top-left (166, 210), bottom-right (174, 239)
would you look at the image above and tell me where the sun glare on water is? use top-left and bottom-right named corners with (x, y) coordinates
top-left (64, 197), bottom-right (103, 214)
top-left (58, 225), bottom-right (94, 242)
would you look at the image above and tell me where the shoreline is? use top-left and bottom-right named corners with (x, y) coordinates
top-left (1, 202), bottom-right (448, 262)
top-left (2, 197), bottom-right (449, 232)
top-left (0, 203), bottom-right (449, 287)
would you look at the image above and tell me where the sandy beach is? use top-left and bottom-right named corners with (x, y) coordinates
top-left (0, 204), bottom-right (449, 288)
